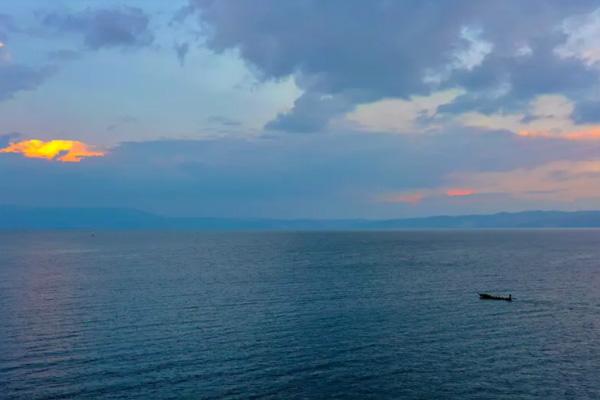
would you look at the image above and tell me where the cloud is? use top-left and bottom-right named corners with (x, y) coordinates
top-left (374, 155), bottom-right (600, 209)
top-left (0, 14), bottom-right (55, 101)
top-left (343, 89), bottom-right (463, 134)
top-left (555, 8), bottom-right (600, 66)
top-left (0, 64), bottom-right (55, 102)
top-left (0, 129), bottom-right (599, 217)
top-left (447, 188), bottom-right (476, 197)
top-left (188, 0), bottom-right (599, 132)
top-left (43, 7), bottom-right (154, 50)
top-left (458, 94), bottom-right (600, 140)
top-left (0, 133), bottom-right (20, 147)
top-left (175, 42), bottom-right (190, 66)
top-left (266, 92), bottom-right (355, 133)
top-left (379, 187), bottom-right (476, 204)
top-left (572, 100), bottom-right (600, 123)
top-left (449, 159), bottom-right (600, 203)
top-left (0, 139), bottom-right (105, 163)
top-left (425, 26), bottom-right (493, 85)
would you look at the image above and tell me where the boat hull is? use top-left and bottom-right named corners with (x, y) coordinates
top-left (479, 293), bottom-right (512, 301)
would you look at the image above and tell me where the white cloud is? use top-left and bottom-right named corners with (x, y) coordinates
top-left (341, 89), bottom-right (464, 134)
top-left (555, 8), bottom-right (600, 66)
top-left (454, 26), bottom-right (494, 71)
top-left (515, 43), bottom-right (533, 57)
top-left (458, 94), bottom-right (600, 140)
top-left (424, 26), bottom-right (493, 85)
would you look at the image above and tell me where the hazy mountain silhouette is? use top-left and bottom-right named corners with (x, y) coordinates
top-left (4, 206), bottom-right (600, 230)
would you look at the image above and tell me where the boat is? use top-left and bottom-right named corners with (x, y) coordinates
top-left (479, 293), bottom-right (512, 301)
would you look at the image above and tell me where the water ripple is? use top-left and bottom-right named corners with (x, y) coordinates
top-left (1, 230), bottom-right (600, 399)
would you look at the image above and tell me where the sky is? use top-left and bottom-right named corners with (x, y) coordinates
top-left (2, 0), bottom-right (600, 218)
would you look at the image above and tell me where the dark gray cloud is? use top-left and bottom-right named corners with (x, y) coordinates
top-left (266, 92), bottom-right (355, 133)
top-left (174, 42), bottom-right (190, 66)
top-left (2, 129), bottom-right (598, 218)
top-left (443, 36), bottom-right (599, 114)
top-left (43, 7), bottom-right (154, 50)
top-left (573, 100), bottom-right (600, 123)
top-left (0, 133), bottom-right (20, 147)
top-left (188, 0), bottom-right (599, 132)
top-left (0, 13), bottom-right (54, 102)
top-left (0, 64), bottom-right (55, 102)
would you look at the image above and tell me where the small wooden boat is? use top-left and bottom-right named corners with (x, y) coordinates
top-left (479, 293), bottom-right (512, 301)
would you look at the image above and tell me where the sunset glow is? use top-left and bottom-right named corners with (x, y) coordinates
top-left (517, 130), bottom-right (549, 138)
top-left (0, 140), bottom-right (105, 162)
top-left (446, 188), bottom-right (476, 197)
top-left (4, 1), bottom-right (600, 218)
top-left (518, 127), bottom-right (600, 141)
top-left (565, 127), bottom-right (600, 141)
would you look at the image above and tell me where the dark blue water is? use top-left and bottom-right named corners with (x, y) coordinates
top-left (1, 230), bottom-right (599, 399)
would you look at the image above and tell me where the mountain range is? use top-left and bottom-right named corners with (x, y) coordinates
top-left (3, 206), bottom-right (600, 230)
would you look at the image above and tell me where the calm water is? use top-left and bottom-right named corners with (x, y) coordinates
top-left (1, 230), bottom-right (599, 399)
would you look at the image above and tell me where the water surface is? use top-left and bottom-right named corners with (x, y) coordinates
top-left (1, 230), bottom-right (599, 399)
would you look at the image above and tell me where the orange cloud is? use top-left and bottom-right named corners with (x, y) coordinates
top-left (565, 127), bottom-right (600, 141)
top-left (448, 159), bottom-right (600, 203)
top-left (379, 187), bottom-right (478, 204)
top-left (518, 128), bottom-right (600, 141)
top-left (517, 130), bottom-right (551, 138)
top-left (0, 139), bottom-right (105, 163)
top-left (446, 188), bottom-right (476, 197)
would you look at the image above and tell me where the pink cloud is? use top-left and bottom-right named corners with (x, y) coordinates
top-left (446, 188), bottom-right (476, 197)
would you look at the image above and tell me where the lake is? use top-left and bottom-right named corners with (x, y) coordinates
top-left (1, 230), bottom-right (599, 399)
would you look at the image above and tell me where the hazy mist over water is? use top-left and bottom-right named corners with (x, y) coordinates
top-left (1, 231), bottom-right (599, 399)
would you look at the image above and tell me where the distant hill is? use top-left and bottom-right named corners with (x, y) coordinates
top-left (0, 206), bottom-right (165, 229)
top-left (3, 206), bottom-right (600, 230)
